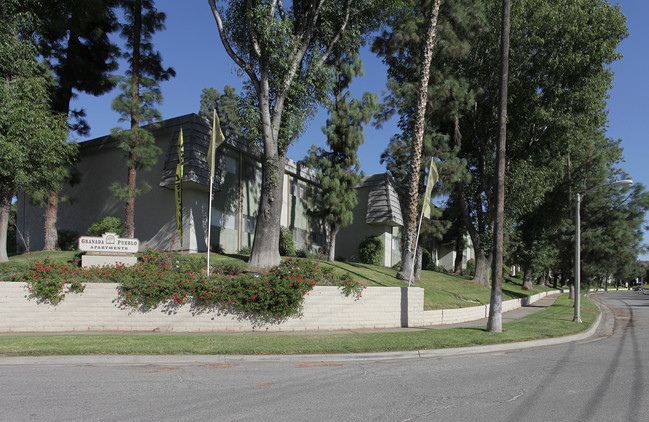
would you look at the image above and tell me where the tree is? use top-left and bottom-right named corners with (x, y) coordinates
top-left (0, 1), bottom-right (75, 261)
top-left (393, 0), bottom-right (443, 281)
top-left (199, 86), bottom-right (245, 137)
top-left (36, 0), bottom-right (120, 250)
top-left (208, 0), bottom-right (393, 268)
top-left (111, 0), bottom-right (175, 238)
top-left (373, 0), bottom-right (483, 280)
top-left (450, 0), bottom-right (626, 287)
top-left (304, 52), bottom-right (378, 262)
top-left (486, 0), bottom-right (511, 333)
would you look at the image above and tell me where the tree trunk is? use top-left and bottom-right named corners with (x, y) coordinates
top-left (398, 249), bottom-right (415, 281)
top-left (43, 33), bottom-right (77, 253)
top-left (569, 283), bottom-right (575, 299)
top-left (43, 190), bottom-right (59, 250)
top-left (125, 166), bottom-right (137, 238)
top-left (453, 236), bottom-right (463, 274)
top-left (327, 224), bottom-right (339, 262)
top-left (523, 266), bottom-right (534, 290)
top-left (414, 244), bottom-right (423, 280)
top-left (124, 0), bottom-right (142, 240)
top-left (473, 250), bottom-right (492, 286)
top-left (487, 0), bottom-right (511, 334)
top-left (249, 155), bottom-right (286, 268)
top-left (0, 183), bottom-right (12, 262)
top-left (397, 0), bottom-right (442, 281)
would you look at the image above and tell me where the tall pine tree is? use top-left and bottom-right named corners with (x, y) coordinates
top-left (111, 0), bottom-right (174, 238)
top-left (305, 52), bottom-right (378, 262)
top-left (36, 0), bottom-right (120, 250)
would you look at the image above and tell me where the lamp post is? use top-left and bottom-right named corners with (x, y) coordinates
top-left (574, 179), bottom-right (633, 322)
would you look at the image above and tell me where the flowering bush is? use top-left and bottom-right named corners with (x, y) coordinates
top-left (15, 258), bottom-right (86, 304)
top-left (13, 251), bottom-right (365, 318)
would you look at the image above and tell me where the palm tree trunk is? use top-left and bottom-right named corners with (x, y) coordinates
top-left (397, 0), bottom-right (442, 281)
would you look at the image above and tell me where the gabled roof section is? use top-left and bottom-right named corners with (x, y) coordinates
top-left (362, 173), bottom-right (403, 227)
top-left (78, 112), bottom-right (318, 190)
top-left (158, 113), bottom-right (262, 190)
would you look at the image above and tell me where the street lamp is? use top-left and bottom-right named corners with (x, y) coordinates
top-left (574, 178), bottom-right (633, 322)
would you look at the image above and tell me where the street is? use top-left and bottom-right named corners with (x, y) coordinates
top-left (1, 291), bottom-right (647, 422)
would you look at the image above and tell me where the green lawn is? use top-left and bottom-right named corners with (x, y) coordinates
top-left (0, 294), bottom-right (597, 356)
top-left (319, 260), bottom-right (558, 310)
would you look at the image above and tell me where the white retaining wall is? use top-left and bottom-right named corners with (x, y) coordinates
top-left (0, 282), bottom-right (555, 333)
top-left (423, 291), bottom-right (557, 326)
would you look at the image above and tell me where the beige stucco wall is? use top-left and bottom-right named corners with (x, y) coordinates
top-left (15, 114), bottom-right (397, 262)
top-left (0, 283), bottom-right (425, 332)
top-left (16, 131), bottom-right (186, 252)
top-left (336, 187), bottom-right (394, 264)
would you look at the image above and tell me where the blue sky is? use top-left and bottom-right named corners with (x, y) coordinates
top-left (71, 0), bottom-right (648, 259)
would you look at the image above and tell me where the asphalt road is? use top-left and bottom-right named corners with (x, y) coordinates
top-left (1, 291), bottom-right (647, 422)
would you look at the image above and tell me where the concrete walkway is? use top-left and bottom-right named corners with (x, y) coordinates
top-left (428, 293), bottom-right (561, 329)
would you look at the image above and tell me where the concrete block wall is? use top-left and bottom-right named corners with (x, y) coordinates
top-left (422, 291), bottom-right (554, 326)
top-left (0, 283), bottom-right (424, 333)
top-left (0, 283), bottom-right (556, 333)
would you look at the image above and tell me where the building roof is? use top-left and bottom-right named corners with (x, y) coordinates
top-left (361, 174), bottom-right (404, 227)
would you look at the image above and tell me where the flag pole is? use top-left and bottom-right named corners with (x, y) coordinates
top-left (409, 156), bottom-right (438, 286)
top-left (206, 109), bottom-right (224, 276)
top-left (175, 129), bottom-right (184, 255)
top-left (206, 110), bottom-right (216, 276)
top-left (206, 173), bottom-right (214, 276)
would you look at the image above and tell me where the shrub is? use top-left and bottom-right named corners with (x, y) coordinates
top-left (16, 256), bottom-right (365, 318)
top-left (237, 246), bottom-right (251, 255)
top-left (86, 216), bottom-right (123, 237)
top-left (465, 258), bottom-right (476, 277)
top-left (57, 229), bottom-right (78, 251)
top-left (359, 236), bottom-right (384, 266)
top-left (296, 248), bottom-right (317, 259)
top-left (422, 248), bottom-right (432, 270)
top-left (211, 261), bottom-right (246, 276)
top-left (17, 259), bottom-right (86, 304)
top-left (279, 227), bottom-right (296, 257)
top-left (177, 255), bottom-right (207, 273)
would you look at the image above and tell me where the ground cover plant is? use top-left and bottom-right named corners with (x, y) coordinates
top-left (8, 249), bottom-right (364, 319)
top-left (0, 294), bottom-right (598, 356)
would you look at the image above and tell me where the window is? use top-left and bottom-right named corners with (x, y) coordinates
top-left (211, 209), bottom-right (238, 230)
top-left (290, 179), bottom-right (308, 199)
top-left (224, 155), bottom-right (238, 175)
top-left (392, 236), bottom-right (401, 251)
top-left (243, 215), bottom-right (256, 234)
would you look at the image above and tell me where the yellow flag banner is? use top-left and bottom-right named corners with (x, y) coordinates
top-left (208, 109), bottom-right (225, 183)
top-left (175, 128), bottom-right (184, 241)
top-left (206, 110), bottom-right (225, 276)
top-left (422, 156), bottom-right (438, 219)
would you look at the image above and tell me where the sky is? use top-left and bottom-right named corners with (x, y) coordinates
top-left (71, 0), bottom-right (648, 259)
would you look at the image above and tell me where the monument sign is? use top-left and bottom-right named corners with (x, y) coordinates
top-left (78, 232), bottom-right (139, 267)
